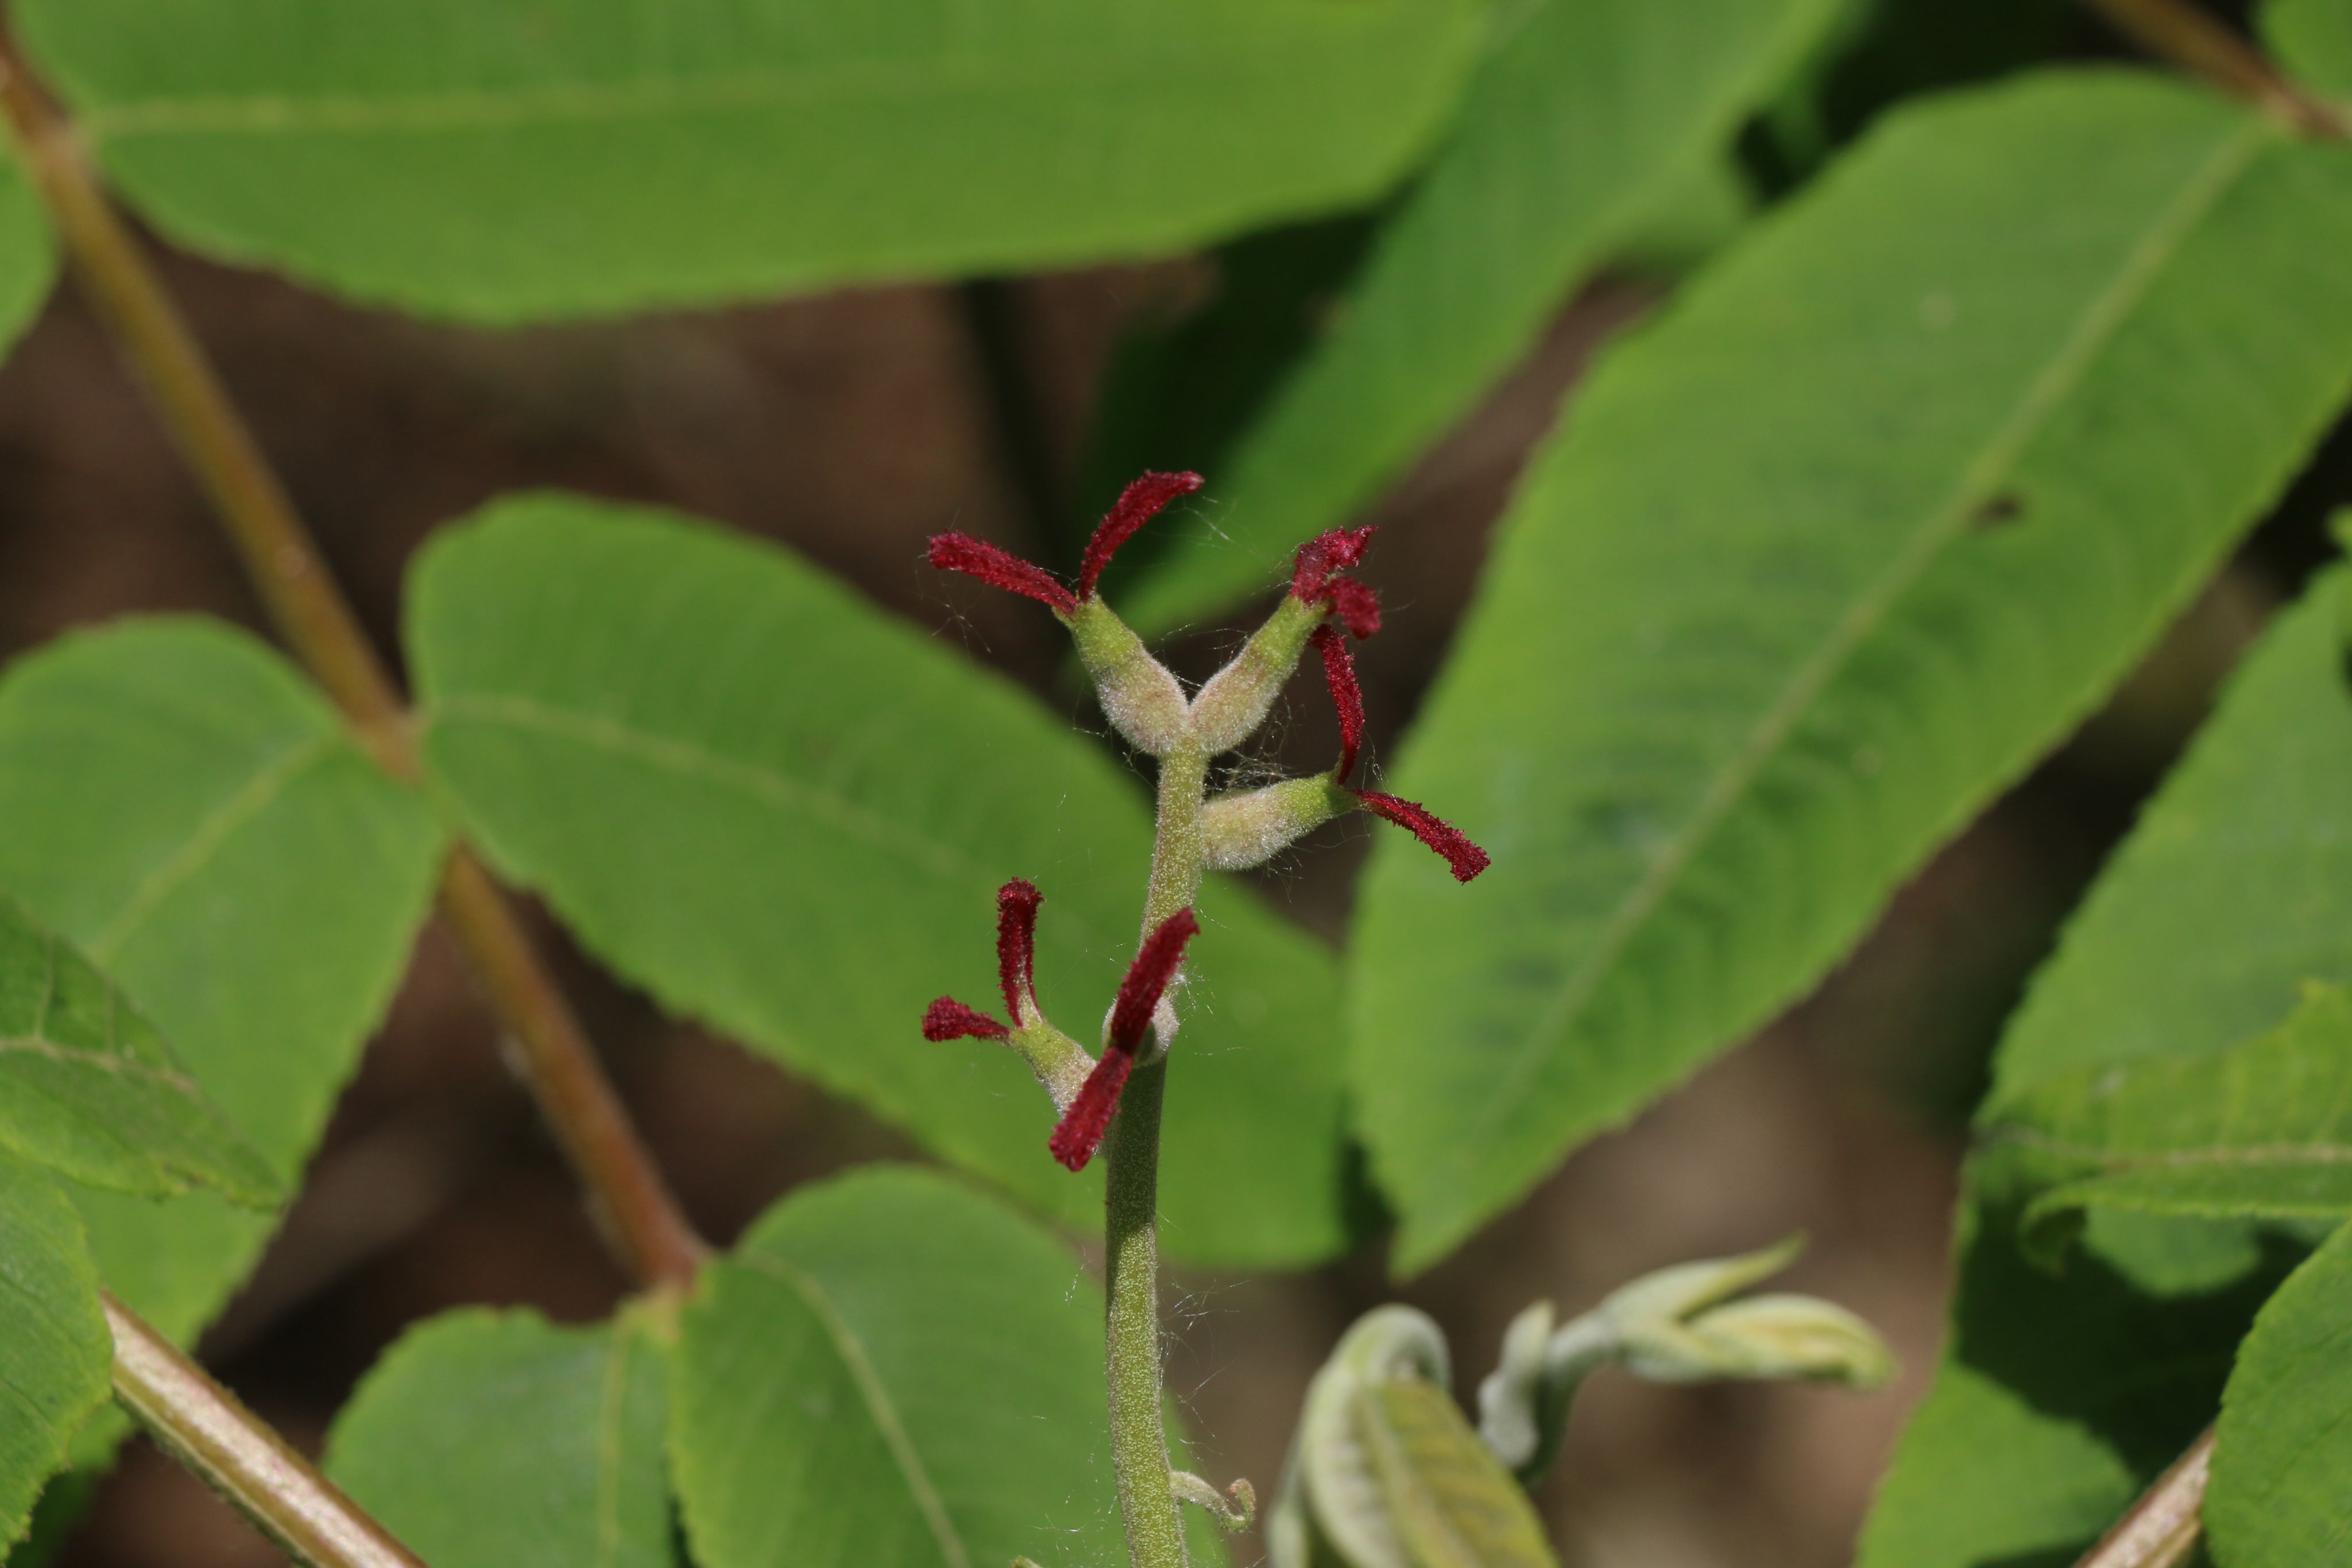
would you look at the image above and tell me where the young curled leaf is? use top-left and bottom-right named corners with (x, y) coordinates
top-left (1272, 1305), bottom-right (1556, 1568)
top-left (1475, 1237), bottom-right (1893, 1486)
top-left (1624, 1292), bottom-right (1895, 1388)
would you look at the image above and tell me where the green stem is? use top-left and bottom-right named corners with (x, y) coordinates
top-left (1107, 744), bottom-right (1210, 1568)
top-left (1105, 1062), bottom-right (1183, 1568)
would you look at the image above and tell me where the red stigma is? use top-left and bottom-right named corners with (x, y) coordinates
top-left (1312, 625), bottom-right (1366, 781)
top-left (923, 997), bottom-right (1011, 1042)
top-left (1078, 471), bottom-right (1203, 601)
top-left (1291, 526), bottom-right (1377, 601)
top-left (1109, 908), bottom-right (1200, 1055)
top-left (1048, 1048), bottom-right (1135, 1172)
top-left (1356, 791), bottom-right (1491, 883)
top-left (1290, 526), bottom-right (1382, 637)
top-left (1325, 577), bottom-right (1382, 640)
top-left (928, 533), bottom-right (1078, 616)
top-left (996, 879), bottom-right (1043, 1021)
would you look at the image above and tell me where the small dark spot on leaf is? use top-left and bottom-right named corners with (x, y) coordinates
top-left (1971, 491), bottom-right (2026, 529)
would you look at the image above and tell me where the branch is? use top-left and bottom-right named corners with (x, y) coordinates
top-left (2070, 1425), bottom-right (2214, 1568)
top-left (104, 1292), bottom-right (429, 1568)
top-left (2078, 0), bottom-right (2348, 137)
top-left (0, 40), bottom-right (706, 1290)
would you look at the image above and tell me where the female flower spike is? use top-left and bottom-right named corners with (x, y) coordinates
top-left (1050, 908), bottom-right (1199, 1172)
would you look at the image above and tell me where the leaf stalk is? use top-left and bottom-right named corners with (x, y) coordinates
top-left (103, 1291), bottom-right (430, 1568)
top-left (2068, 1424), bottom-right (2212, 1568)
top-left (2078, 0), bottom-right (2347, 137)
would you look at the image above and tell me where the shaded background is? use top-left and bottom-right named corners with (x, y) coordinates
top-left (8, 3), bottom-right (2343, 1564)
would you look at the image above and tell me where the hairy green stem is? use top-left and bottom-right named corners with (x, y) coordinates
top-left (1107, 744), bottom-right (1210, 1568)
top-left (1143, 746), bottom-right (1210, 930)
top-left (1105, 1063), bottom-right (1184, 1568)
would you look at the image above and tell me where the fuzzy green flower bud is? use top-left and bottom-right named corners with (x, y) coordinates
top-left (1066, 597), bottom-right (1189, 756)
top-left (1200, 776), bottom-right (1356, 870)
top-left (1189, 591), bottom-right (1322, 756)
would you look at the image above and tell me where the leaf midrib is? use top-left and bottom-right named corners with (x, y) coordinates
top-left (1467, 112), bottom-right (2277, 1154)
top-left (427, 692), bottom-right (985, 886)
top-left (88, 731), bottom-right (341, 963)
top-left (0, 1035), bottom-right (196, 1091)
top-left (740, 1252), bottom-right (972, 1568)
top-left (1999, 1125), bottom-right (2352, 1172)
top-left (82, 38), bottom-right (1397, 141)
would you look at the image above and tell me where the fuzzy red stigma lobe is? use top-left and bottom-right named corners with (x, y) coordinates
top-left (1312, 625), bottom-right (1367, 781)
top-left (923, 997), bottom-right (1011, 1041)
top-left (1356, 791), bottom-right (1491, 883)
top-left (1324, 577), bottom-right (1382, 640)
top-left (1078, 471), bottom-right (1203, 601)
top-left (1109, 908), bottom-right (1200, 1055)
top-left (927, 533), bottom-right (1078, 615)
top-left (995, 879), bottom-right (1043, 1020)
top-left (1048, 1047), bottom-right (1135, 1171)
top-left (1291, 525), bottom-right (1377, 601)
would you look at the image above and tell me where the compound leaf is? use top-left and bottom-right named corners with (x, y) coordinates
top-left (0, 1151), bottom-right (109, 1553)
top-left (0, 900), bottom-right (276, 1206)
top-left (328, 1307), bottom-right (675, 1568)
top-left (408, 492), bottom-right (1351, 1268)
top-left (2206, 1219), bottom-right (2352, 1568)
top-left (1860, 572), bottom-right (2352, 1568)
top-left (670, 1165), bottom-right (1224, 1568)
top-left (1352, 72), bottom-right (2352, 1273)
top-left (16, 0), bottom-right (1479, 323)
top-left (1127, 0), bottom-right (1838, 632)
top-left (0, 619), bottom-right (444, 1345)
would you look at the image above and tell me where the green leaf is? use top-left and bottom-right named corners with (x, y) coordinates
top-left (1859, 572), bottom-right (2352, 1568)
top-left (2263, 0), bottom-right (2352, 98)
top-left (1352, 72), bottom-right (2352, 1273)
top-left (407, 492), bottom-right (1350, 1268)
top-left (327, 1307), bottom-right (675, 1568)
top-left (0, 618), bottom-right (444, 1342)
top-left (1123, 0), bottom-right (1839, 633)
top-left (0, 899), bottom-right (277, 1206)
top-left (0, 154), bottom-right (56, 366)
top-left (671, 1164), bottom-right (1225, 1568)
top-left (0, 1151), bottom-right (111, 1553)
top-left (1986, 983), bottom-right (2352, 1260)
top-left (2206, 1218), bottom-right (2352, 1568)
top-left (16, 0), bottom-right (1479, 324)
